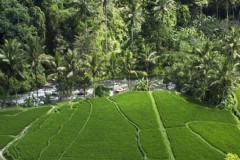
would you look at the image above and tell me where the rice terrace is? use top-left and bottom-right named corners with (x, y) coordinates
top-left (0, 91), bottom-right (239, 160)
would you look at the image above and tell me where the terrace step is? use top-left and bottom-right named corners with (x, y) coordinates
top-left (149, 91), bottom-right (175, 160)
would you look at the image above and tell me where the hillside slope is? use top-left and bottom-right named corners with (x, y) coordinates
top-left (0, 91), bottom-right (239, 160)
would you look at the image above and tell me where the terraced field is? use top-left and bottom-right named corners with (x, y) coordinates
top-left (0, 91), bottom-right (239, 160)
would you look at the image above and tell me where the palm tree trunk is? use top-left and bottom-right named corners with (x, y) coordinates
top-left (34, 68), bottom-right (38, 99)
top-left (238, 11), bottom-right (240, 24)
top-left (15, 91), bottom-right (18, 106)
top-left (14, 78), bottom-right (18, 105)
top-left (112, 77), bottom-right (115, 94)
top-left (146, 62), bottom-right (149, 77)
top-left (93, 76), bottom-right (96, 98)
top-left (7, 76), bottom-right (11, 102)
top-left (131, 27), bottom-right (134, 44)
top-left (105, 0), bottom-right (108, 54)
top-left (84, 86), bottom-right (86, 98)
top-left (128, 74), bottom-right (131, 89)
top-left (226, 1), bottom-right (229, 22)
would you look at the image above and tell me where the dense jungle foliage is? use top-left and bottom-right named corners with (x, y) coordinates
top-left (1, 0), bottom-right (240, 112)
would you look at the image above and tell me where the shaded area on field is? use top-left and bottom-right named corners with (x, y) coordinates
top-left (189, 121), bottom-right (240, 156)
top-left (0, 136), bottom-right (13, 149)
top-left (111, 91), bottom-right (169, 160)
top-left (61, 98), bottom-right (141, 160)
top-left (0, 109), bottom-right (23, 116)
top-left (0, 107), bottom-right (49, 135)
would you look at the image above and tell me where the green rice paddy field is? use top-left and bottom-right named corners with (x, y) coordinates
top-left (0, 91), bottom-right (239, 160)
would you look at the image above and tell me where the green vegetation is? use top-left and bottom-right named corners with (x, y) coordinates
top-left (225, 153), bottom-right (240, 160)
top-left (167, 127), bottom-right (224, 160)
top-left (153, 91), bottom-right (237, 128)
top-left (0, 136), bottom-right (13, 149)
top-left (0, 106), bottom-right (49, 158)
top-left (61, 98), bottom-right (141, 160)
top-left (111, 91), bottom-right (173, 159)
top-left (152, 91), bottom-right (239, 160)
top-left (0, 109), bottom-right (23, 116)
top-left (1, 0), bottom-right (240, 111)
top-left (235, 89), bottom-right (240, 112)
top-left (6, 107), bottom-right (75, 159)
top-left (0, 107), bottom-right (49, 135)
top-left (189, 122), bottom-right (240, 156)
top-left (0, 91), bottom-right (240, 160)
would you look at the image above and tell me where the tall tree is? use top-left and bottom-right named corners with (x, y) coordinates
top-left (26, 36), bottom-right (52, 99)
top-left (121, 49), bottom-right (138, 88)
top-left (47, 52), bottom-right (66, 100)
top-left (125, 1), bottom-right (144, 44)
top-left (0, 39), bottom-right (25, 102)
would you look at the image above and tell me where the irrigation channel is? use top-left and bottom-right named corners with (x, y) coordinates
top-left (2, 77), bottom-right (175, 107)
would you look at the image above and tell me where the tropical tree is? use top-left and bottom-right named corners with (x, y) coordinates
top-left (194, 0), bottom-right (209, 19)
top-left (153, 0), bottom-right (175, 52)
top-left (106, 51), bottom-right (121, 89)
top-left (25, 36), bottom-right (52, 98)
top-left (140, 45), bottom-right (159, 76)
top-left (83, 51), bottom-right (104, 97)
top-left (121, 49), bottom-right (138, 88)
top-left (125, 1), bottom-right (144, 44)
top-left (47, 52), bottom-right (66, 100)
top-left (63, 49), bottom-right (81, 95)
top-left (153, 0), bottom-right (175, 26)
top-left (0, 39), bottom-right (25, 102)
top-left (72, 0), bottom-right (93, 27)
top-left (0, 0), bottom-right (42, 43)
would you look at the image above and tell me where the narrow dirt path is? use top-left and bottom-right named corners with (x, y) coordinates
top-left (58, 100), bottom-right (93, 160)
top-left (149, 91), bottom-right (175, 160)
top-left (107, 98), bottom-right (147, 160)
top-left (46, 105), bottom-right (56, 114)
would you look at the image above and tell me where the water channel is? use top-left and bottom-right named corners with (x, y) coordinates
top-left (2, 77), bottom-right (175, 107)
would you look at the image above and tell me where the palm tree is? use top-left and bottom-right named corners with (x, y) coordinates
top-left (141, 45), bottom-right (159, 76)
top-left (0, 39), bottom-right (25, 102)
top-left (47, 52), bottom-right (66, 100)
top-left (153, 0), bottom-right (174, 51)
top-left (83, 51), bottom-right (104, 97)
top-left (64, 49), bottom-right (81, 95)
top-left (72, 0), bottom-right (93, 28)
top-left (106, 51), bottom-right (121, 90)
top-left (126, 1), bottom-right (144, 44)
top-left (153, 0), bottom-right (174, 25)
top-left (193, 41), bottom-right (214, 101)
top-left (222, 0), bottom-right (236, 22)
top-left (224, 27), bottom-right (240, 65)
top-left (194, 0), bottom-right (209, 19)
top-left (121, 49), bottom-right (137, 88)
top-left (101, 0), bottom-right (109, 54)
top-left (25, 36), bottom-right (52, 99)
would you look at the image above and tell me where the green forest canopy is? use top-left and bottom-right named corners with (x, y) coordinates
top-left (0, 0), bottom-right (240, 111)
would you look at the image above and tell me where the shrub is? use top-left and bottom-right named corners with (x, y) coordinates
top-left (133, 78), bottom-right (151, 91)
top-left (95, 84), bottom-right (109, 97)
top-left (225, 153), bottom-right (240, 160)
